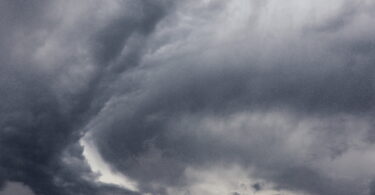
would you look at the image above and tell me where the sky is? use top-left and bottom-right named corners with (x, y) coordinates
top-left (1, 0), bottom-right (375, 195)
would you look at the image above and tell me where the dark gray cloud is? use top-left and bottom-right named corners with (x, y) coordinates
top-left (1, 0), bottom-right (375, 195)
top-left (0, 0), bottom-right (173, 194)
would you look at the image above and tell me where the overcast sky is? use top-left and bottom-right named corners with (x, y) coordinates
top-left (1, 0), bottom-right (375, 195)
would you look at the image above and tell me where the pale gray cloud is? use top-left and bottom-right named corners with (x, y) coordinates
top-left (0, 182), bottom-right (35, 195)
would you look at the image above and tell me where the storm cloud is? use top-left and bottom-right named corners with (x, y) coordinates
top-left (1, 0), bottom-right (375, 195)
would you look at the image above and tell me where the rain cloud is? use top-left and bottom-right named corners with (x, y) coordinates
top-left (1, 0), bottom-right (375, 195)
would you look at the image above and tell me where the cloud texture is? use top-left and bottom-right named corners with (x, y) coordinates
top-left (1, 0), bottom-right (375, 195)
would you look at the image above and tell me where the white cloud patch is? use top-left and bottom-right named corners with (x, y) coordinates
top-left (80, 134), bottom-right (139, 192)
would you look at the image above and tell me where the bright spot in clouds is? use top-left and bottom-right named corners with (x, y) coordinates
top-left (80, 134), bottom-right (139, 192)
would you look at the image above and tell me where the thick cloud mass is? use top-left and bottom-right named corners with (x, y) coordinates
top-left (1, 0), bottom-right (375, 195)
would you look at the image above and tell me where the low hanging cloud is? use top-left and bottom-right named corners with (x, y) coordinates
top-left (1, 0), bottom-right (375, 195)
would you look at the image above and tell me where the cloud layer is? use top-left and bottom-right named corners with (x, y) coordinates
top-left (1, 0), bottom-right (375, 195)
